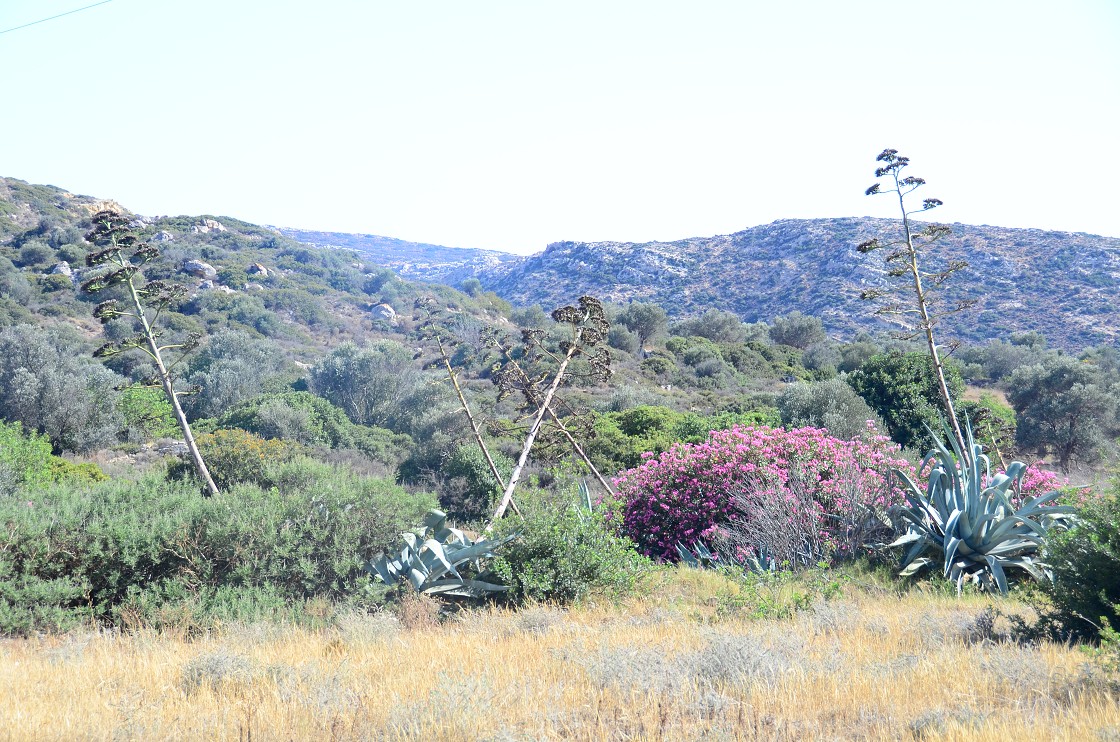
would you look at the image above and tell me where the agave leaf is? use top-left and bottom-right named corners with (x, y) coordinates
top-left (424, 579), bottom-right (511, 596)
top-left (984, 556), bottom-right (1009, 595)
top-left (367, 556), bottom-right (397, 585)
top-left (419, 539), bottom-right (462, 584)
top-left (895, 468), bottom-right (928, 509)
top-left (944, 509), bottom-right (962, 540)
top-left (901, 533), bottom-right (932, 567)
top-left (1016, 491), bottom-right (1074, 518)
top-left (900, 557), bottom-right (932, 577)
top-left (434, 526), bottom-right (469, 546)
top-left (985, 514), bottom-right (1051, 543)
top-left (985, 538), bottom-right (1043, 560)
top-left (888, 532), bottom-right (923, 548)
top-left (676, 542), bottom-right (700, 568)
top-left (445, 534), bottom-right (518, 566)
top-left (422, 509), bottom-right (448, 533)
top-left (944, 536), bottom-right (962, 575)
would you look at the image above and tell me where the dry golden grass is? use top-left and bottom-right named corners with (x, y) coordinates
top-left (2, 568), bottom-right (1118, 741)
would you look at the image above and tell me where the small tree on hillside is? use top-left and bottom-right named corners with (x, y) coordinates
top-left (82, 210), bottom-right (219, 496)
top-left (857, 149), bottom-right (972, 459)
top-left (769, 311), bottom-right (827, 350)
top-left (1007, 355), bottom-right (1117, 471)
top-left (619, 302), bottom-right (667, 356)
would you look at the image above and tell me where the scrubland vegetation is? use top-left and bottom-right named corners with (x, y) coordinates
top-left (1, 169), bottom-right (1119, 739)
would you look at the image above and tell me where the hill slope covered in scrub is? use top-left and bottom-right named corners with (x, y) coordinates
top-left (0, 176), bottom-right (512, 359)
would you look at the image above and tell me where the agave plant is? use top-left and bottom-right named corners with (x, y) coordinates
top-left (367, 510), bottom-right (517, 597)
top-left (888, 421), bottom-right (1076, 595)
top-left (676, 540), bottom-right (778, 573)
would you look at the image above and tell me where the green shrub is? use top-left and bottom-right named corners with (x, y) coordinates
top-left (215, 391), bottom-right (411, 465)
top-left (492, 494), bottom-right (651, 605)
top-left (118, 386), bottom-right (179, 441)
top-left (588, 405), bottom-right (782, 474)
top-left (1040, 490), bottom-right (1120, 639)
top-left (169, 428), bottom-right (298, 489)
top-left (0, 468), bottom-right (436, 635)
top-left (0, 420), bottom-right (54, 492)
top-left (0, 421), bottom-right (105, 494)
top-left (441, 443), bottom-right (514, 521)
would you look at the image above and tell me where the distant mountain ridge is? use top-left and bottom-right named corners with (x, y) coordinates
top-left (276, 227), bottom-right (520, 286)
top-left (463, 218), bottom-right (1119, 351)
top-left (280, 218), bottom-right (1120, 350)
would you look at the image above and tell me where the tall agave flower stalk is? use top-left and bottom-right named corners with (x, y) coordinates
top-left (888, 421), bottom-right (1076, 595)
top-left (858, 149), bottom-right (972, 461)
top-left (82, 210), bottom-right (219, 496)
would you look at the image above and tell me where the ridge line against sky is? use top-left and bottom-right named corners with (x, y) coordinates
top-left (0, 0), bottom-right (1116, 255)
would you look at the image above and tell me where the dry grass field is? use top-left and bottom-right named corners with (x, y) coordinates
top-left (2, 568), bottom-right (1118, 741)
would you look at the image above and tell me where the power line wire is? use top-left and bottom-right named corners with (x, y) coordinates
top-left (0, 0), bottom-right (115, 36)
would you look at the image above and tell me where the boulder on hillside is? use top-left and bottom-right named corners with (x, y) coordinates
top-left (183, 259), bottom-right (218, 280)
top-left (190, 219), bottom-right (227, 234)
top-left (369, 303), bottom-right (397, 321)
top-left (246, 263), bottom-right (269, 277)
top-left (49, 261), bottom-right (72, 277)
top-left (151, 230), bottom-right (174, 242)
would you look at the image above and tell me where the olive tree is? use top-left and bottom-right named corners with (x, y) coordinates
top-left (768, 311), bottom-right (826, 349)
top-left (1007, 355), bottom-right (1117, 471)
top-left (0, 324), bottom-right (123, 453)
top-left (309, 340), bottom-right (443, 436)
top-left (618, 302), bottom-right (667, 356)
top-left (777, 378), bottom-right (883, 440)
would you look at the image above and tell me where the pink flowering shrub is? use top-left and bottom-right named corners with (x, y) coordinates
top-left (612, 423), bottom-right (915, 562)
top-left (1004, 462), bottom-right (1093, 507)
top-left (916, 457), bottom-right (1080, 508)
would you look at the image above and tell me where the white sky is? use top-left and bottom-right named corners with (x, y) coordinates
top-left (0, 1), bottom-right (1116, 254)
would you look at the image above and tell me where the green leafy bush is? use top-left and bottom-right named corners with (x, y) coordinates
top-left (588, 405), bottom-right (782, 474)
top-left (440, 443), bottom-right (514, 521)
top-left (0, 466), bottom-right (436, 635)
top-left (0, 420), bottom-right (105, 495)
top-left (492, 494), bottom-right (651, 605)
top-left (847, 351), bottom-right (965, 452)
top-left (0, 420), bottom-right (54, 492)
top-left (1040, 489), bottom-right (1120, 639)
top-left (118, 386), bottom-right (179, 441)
top-left (215, 391), bottom-right (411, 465)
top-left (169, 428), bottom-right (297, 489)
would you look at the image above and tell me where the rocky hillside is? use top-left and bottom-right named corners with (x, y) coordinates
top-left (471, 218), bottom-right (1120, 350)
top-left (277, 228), bottom-right (519, 286)
top-left (0, 176), bottom-right (512, 361)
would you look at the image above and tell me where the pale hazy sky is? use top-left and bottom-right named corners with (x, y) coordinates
top-left (1, 1), bottom-right (1116, 254)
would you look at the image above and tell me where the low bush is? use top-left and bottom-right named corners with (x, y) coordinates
top-left (0, 420), bottom-right (105, 495)
top-left (215, 391), bottom-right (413, 467)
top-left (588, 405), bottom-right (781, 474)
top-left (0, 466), bottom-right (436, 635)
top-left (1039, 489), bottom-right (1120, 639)
top-left (168, 428), bottom-right (298, 490)
top-left (492, 493), bottom-right (651, 605)
top-left (440, 443), bottom-right (514, 521)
